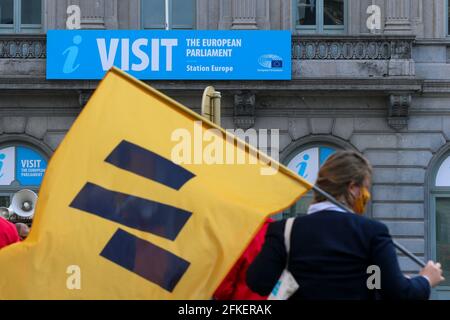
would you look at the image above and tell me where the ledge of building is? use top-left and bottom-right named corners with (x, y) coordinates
top-left (0, 77), bottom-right (423, 94)
top-left (422, 80), bottom-right (450, 94)
top-left (414, 38), bottom-right (450, 45)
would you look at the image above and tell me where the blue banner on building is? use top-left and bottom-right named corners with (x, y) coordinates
top-left (46, 30), bottom-right (292, 80)
top-left (16, 147), bottom-right (48, 186)
top-left (0, 146), bottom-right (47, 187)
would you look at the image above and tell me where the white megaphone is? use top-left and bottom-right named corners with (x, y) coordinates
top-left (11, 189), bottom-right (38, 219)
top-left (0, 206), bottom-right (11, 219)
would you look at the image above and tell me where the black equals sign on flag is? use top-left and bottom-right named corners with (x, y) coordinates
top-left (70, 140), bottom-right (196, 293)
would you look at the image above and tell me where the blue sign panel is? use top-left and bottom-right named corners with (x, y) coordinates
top-left (46, 30), bottom-right (292, 80)
top-left (15, 147), bottom-right (48, 186)
top-left (0, 146), bottom-right (47, 187)
top-left (287, 147), bottom-right (337, 184)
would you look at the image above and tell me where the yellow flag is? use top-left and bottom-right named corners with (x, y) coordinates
top-left (0, 68), bottom-right (312, 300)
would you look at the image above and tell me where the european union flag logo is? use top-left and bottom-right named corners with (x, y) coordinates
top-left (272, 60), bottom-right (283, 68)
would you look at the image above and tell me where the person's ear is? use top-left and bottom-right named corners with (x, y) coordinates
top-left (348, 181), bottom-right (360, 199)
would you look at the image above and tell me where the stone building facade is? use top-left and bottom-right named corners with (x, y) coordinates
top-left (1, 0), bottom-right (450, 299)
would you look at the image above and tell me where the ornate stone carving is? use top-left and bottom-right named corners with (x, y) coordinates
top-left (388, 94), bottom-right (411, 130)
top-left (391, 40), bottom-right (413, 59)
top-left (0, 36), bottom-right (46, 59)
top-left (231, 0), bottom-right (257, 29)
top-left (234, 91), bottom-right (256, 129)
top-left (292, 36), bottom-right (414, 60)
top-left (385, 0), bottom-right (412, 34)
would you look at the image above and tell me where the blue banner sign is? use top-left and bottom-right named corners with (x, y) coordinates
top-left (16, 147), bottom-right (48, 186)
top-left (46, 30), bottom-right (292, 80)
top-left (0, 146), bottom-right (47, 187)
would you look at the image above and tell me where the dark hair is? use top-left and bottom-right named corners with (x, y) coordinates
top-left (313, 151), bottom-right (372, 205)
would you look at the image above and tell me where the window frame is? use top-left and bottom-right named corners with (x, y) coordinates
top-left (429, 194), bottom-right (450, 298)
top-left (429, 155), bottom-right (450, 297)
top-left (447, 0), bottom-right (450, 37)
top-left (293, 0), bottom-right (347, 35)
top-left (0, 0), bottom-right (42, 34)
top-left (141, 0), bottom-right (197, 30)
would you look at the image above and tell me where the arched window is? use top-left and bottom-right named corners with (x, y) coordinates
top-left (0, 144), bottom-right (48, 221)
top-left (430, 154), bottom-right (450, 297)
top-left (282, 143), bottom-right (341, 218)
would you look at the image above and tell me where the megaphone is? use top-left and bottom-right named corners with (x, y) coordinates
top-left (10, 189), bottom-right (38, 219)
top-left (0, 207), bottom-right (11, 219)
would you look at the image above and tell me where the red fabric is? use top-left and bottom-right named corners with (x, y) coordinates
top-left (214, 219), bottom-right (273, 300)
top-left (0, 217), bottom-right (20, 250)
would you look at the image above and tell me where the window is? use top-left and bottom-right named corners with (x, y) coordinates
top-left (282, 144), bottom-right (339, 219)
top-left (448, 0), bottom-right (450, 36)
top-left (294, 0), bottom-right (346, 34)
top-left (0, 144), bottom-right (47, 223)
top-left (142, 0), bottom-right (196, 30)
top-left (0, 0), bottom-right (42, 33)
top-left (430, 155), bottom-right (450, 294)
top-left (435, 198), bottom-right (450, 287)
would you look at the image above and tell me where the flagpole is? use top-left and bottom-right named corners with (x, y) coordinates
top-left (311, 185), bottom-right (427, 268)
top-left (165, 0), bottom-right (170, 30)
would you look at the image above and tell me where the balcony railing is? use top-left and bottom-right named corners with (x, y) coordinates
top-left (292, 35), bottom-right (415, 60)
top-left (0, 33), bottom-right (416, 63)
top-left (0, 34), bottom-right (46, 59)
top-left (0, 34), bottom-right (415, 62)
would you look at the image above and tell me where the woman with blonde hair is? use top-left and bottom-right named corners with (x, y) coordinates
top-left (247, 151), bottom-right (444, 300)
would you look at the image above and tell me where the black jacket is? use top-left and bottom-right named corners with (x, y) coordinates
top-left (246, 210), bottom-right (430, 300)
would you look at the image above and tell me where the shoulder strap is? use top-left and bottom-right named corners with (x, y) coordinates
top-left (284, 218), bottom-right (295, 257)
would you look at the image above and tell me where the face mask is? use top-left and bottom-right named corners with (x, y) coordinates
top-left (353, 187), bottom-right (371, 215)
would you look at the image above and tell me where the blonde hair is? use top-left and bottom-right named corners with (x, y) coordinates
top-left (313, 151), bottom-right (372, 205)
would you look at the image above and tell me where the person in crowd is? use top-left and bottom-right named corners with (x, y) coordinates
top-left (15, 223), bottom-right (30, 241)
top-left (0, 216), bottom-right (21, 250)
top-left (214, 218), bottom-right (273, 300)
top-left (247, 151), bottom-right (445, 300)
